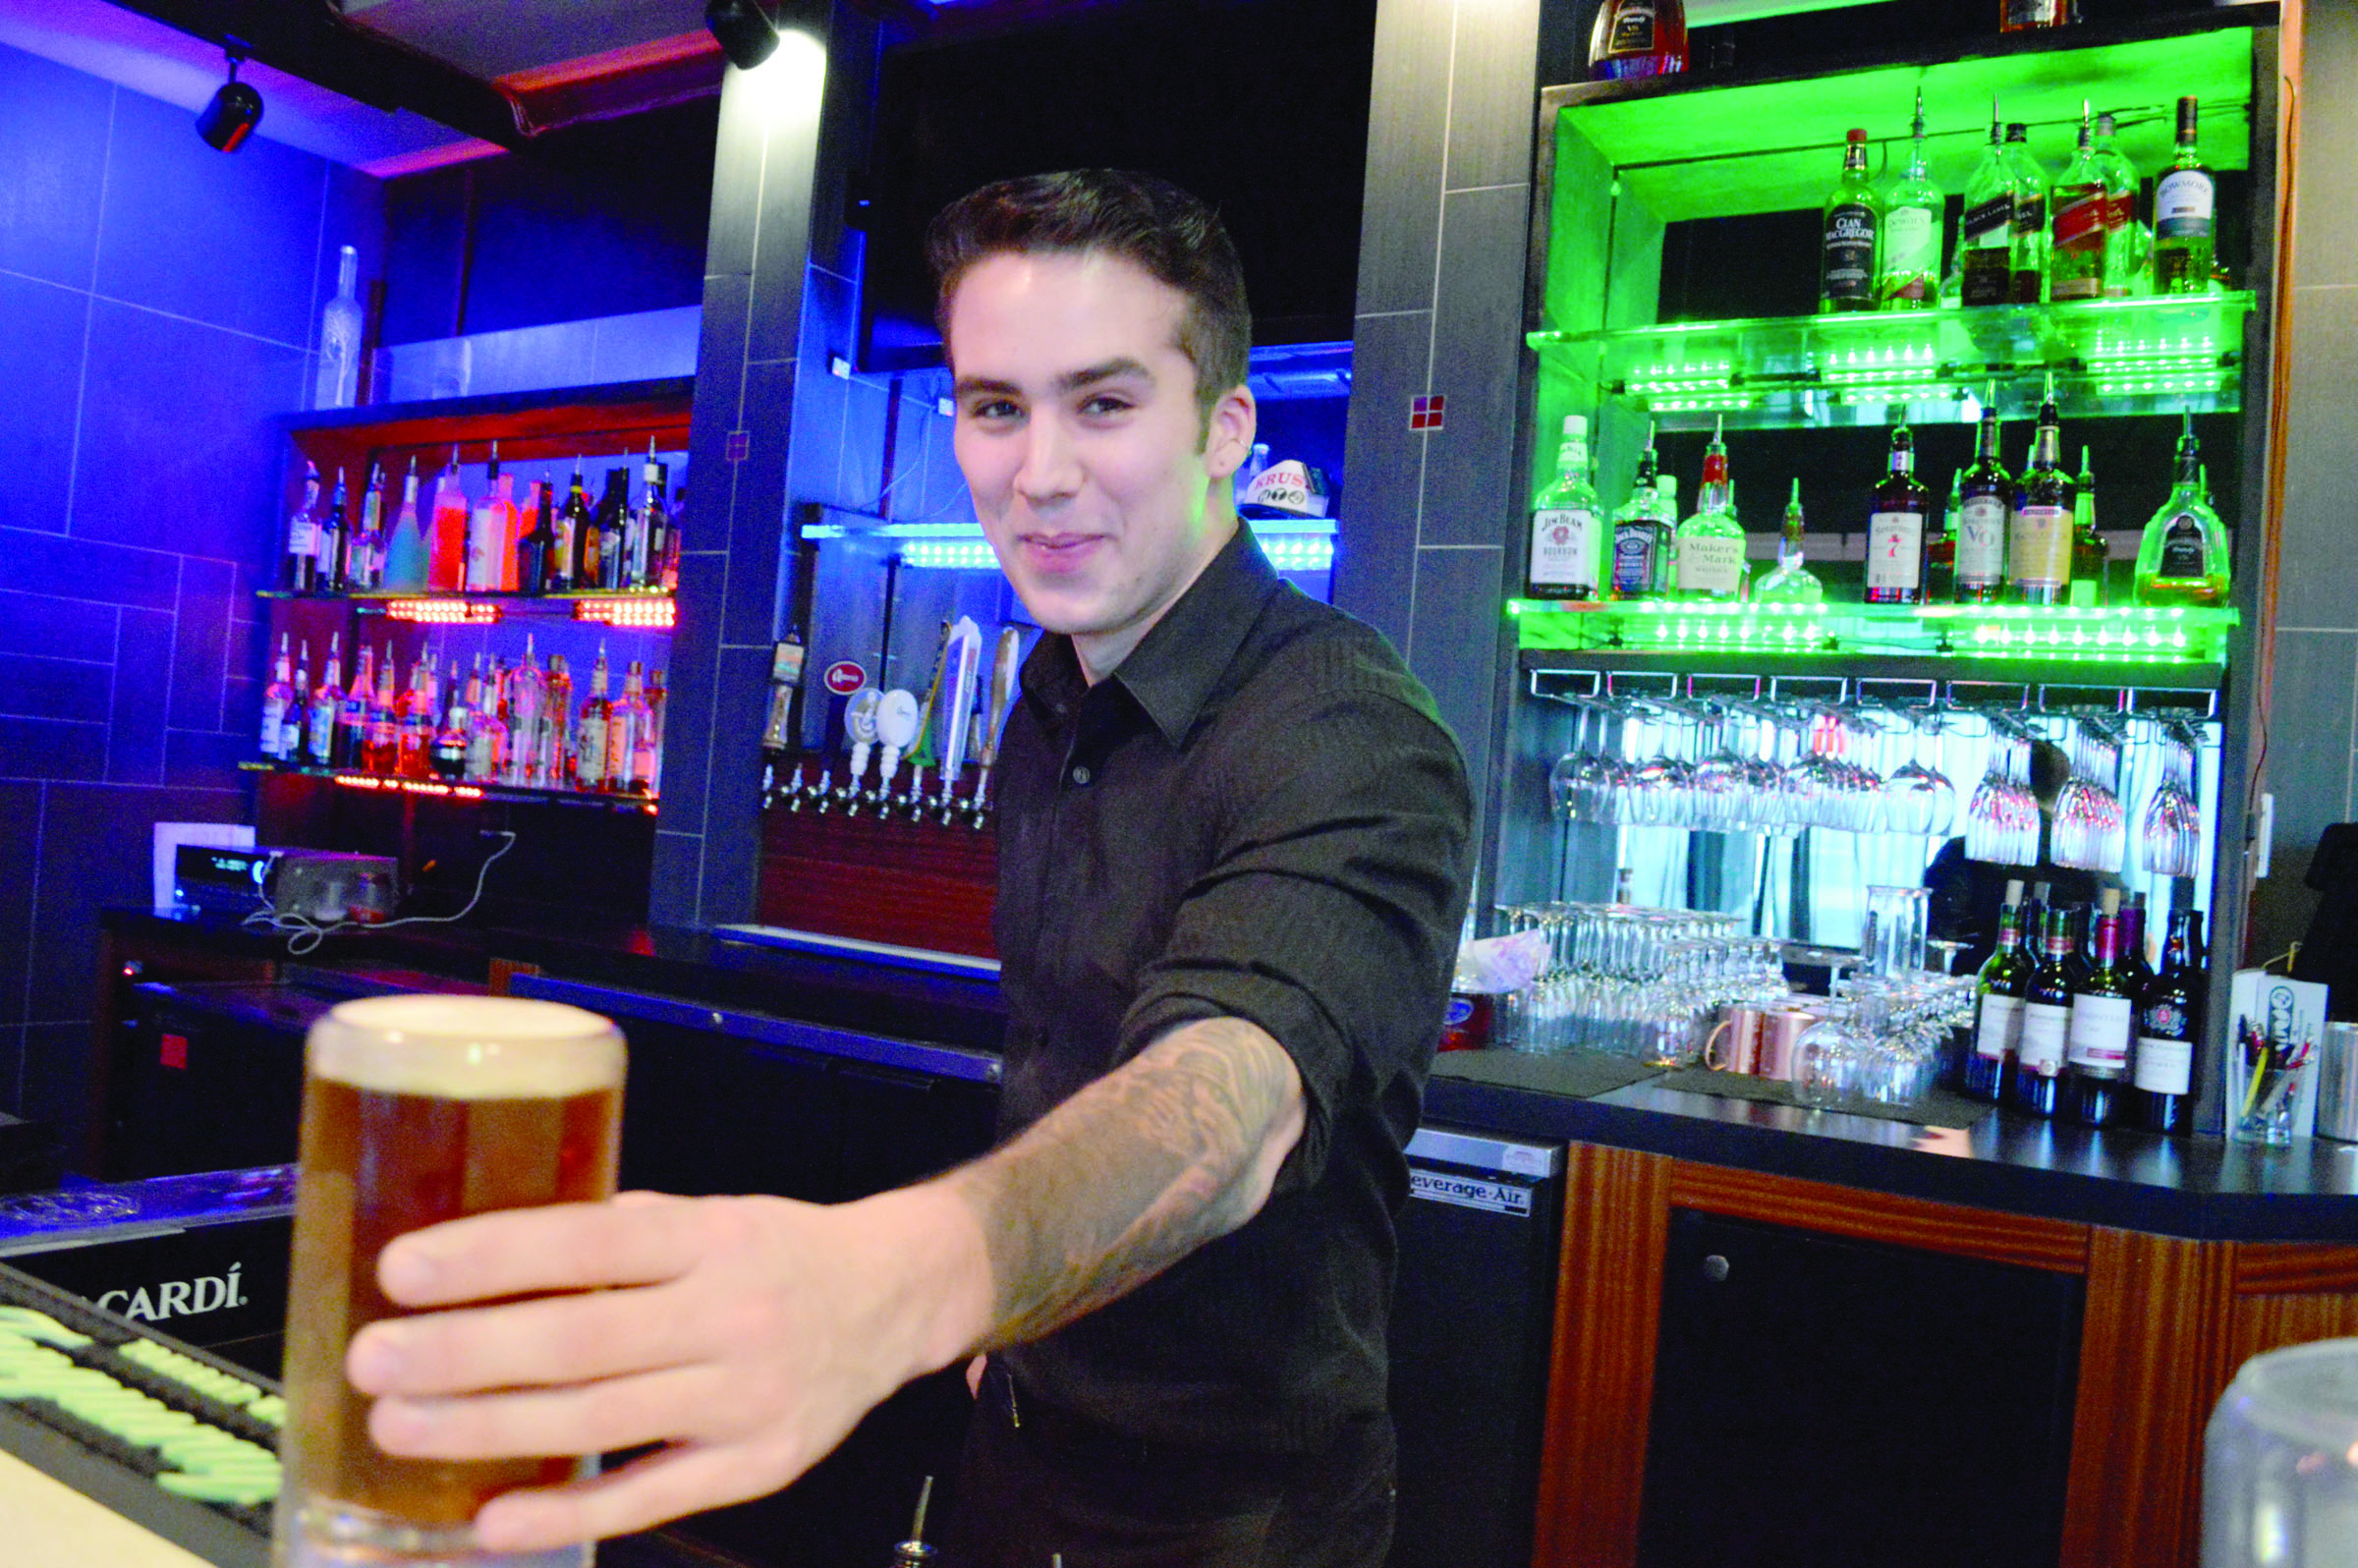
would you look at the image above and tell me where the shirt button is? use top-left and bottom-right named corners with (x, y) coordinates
top-left (1070, 765), bottom-right (1093, 786)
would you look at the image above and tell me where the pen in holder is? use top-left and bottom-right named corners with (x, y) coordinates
top-left (2226, 970), bottom-right (2325, 1147)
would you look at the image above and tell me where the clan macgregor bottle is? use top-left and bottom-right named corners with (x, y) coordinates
top-left (1820, 129), bottom-right (1880, 313)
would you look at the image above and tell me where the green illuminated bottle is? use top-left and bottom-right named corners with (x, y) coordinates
top-left (1880, 91), bottom-right (1941, 309)
top-left (1756, 479), bottom-right (1823, 602)
top-left (1953, 401), bottom-right (2009, 603)
top-left (2049, 103), bottom-right (2108, 304)
top-left (2003, 123), bottom-right (2049, 305)
top-left (1821, 128), bottom-right (1881, 313)
top-left (1927, 468), bottom-right (1959, 602)
top-left (1674, 418), bottom-right (1748, 599)
top-left (2153, 97), bottom-right (2216, 295)
top-left (1960, 102), bottom-right (2014, 308)
top-left (1526, 415), bottom-right (1604, 600)
top-left (2008, 380), bottom-right (2074, 606)
top-left (2093, 112), bottom-right (2147, 299)
top-left (2133, 415), bottom-right (2230, 606)
top-left (1609, 427), bottom-right (1671, 600)
top-left (2070, 447), bottom-right (2106, 607)
top-left (1864, 423), bottom-right (1929, 605)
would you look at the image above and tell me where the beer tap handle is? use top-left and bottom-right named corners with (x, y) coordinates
top-left (938, 617), bottom-right (983, 805)
top-left (813, 767), bottom-right (834, 814)
top-left (872, 688), bottom-right (920, 821)
top-left (783, 760), bottom-right (807, 812)
top-left (966, 762), bottom-right (994, 830)
top-left (845, 741), bottom-right (872, 816)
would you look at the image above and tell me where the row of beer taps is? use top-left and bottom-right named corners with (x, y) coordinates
top-left (766, 617), bottom-right (1022, 831)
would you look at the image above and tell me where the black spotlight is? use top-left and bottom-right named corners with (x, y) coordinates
top-left (705, 0), bottom-right (780, 72)
top-left (196, 45), bottom-right (262, 152)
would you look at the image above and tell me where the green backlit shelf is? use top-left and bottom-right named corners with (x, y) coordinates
top-left (1528, 293), bottom-right (2252, 429)
top-left (1510, 597), bottom-right (2238, 670)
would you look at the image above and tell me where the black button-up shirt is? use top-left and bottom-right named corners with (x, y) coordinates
top-left (992, 526), bottom-right (1473, 1455)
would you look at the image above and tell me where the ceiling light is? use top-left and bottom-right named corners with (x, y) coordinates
top-left (196, 43), bottom-right (262, 152)
top-left (705, 0), bottom-right (781, 72)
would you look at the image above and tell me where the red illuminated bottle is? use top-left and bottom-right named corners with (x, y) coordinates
top-left (1588, 0), bottom-right (1685, 80)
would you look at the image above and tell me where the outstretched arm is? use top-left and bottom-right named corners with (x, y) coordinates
top-left (348, 1016), bottom-right (1304, 1551)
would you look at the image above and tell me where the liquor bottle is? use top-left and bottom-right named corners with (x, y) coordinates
top-left (2002, 124), bottom-right (2049, 305)
top-left (1864, 423), bottom-right (1929, 605)
top-left (609, 661), bottom-right (647, 793)
top-left (460, 657), bottom-right (494, 782)
top-left (285, 463), bottom-right (322, 593)
top-left (2092, 112), bottom-right (2145, 300)
top-left (550, 463), bottom-right (589, 592)
top-left (317, 468), bottom-right (349, 594)
top-left (2015, 907), bottom-right (2073, 1117)
top-left (363, 644), bottom-right (398, 773)
top-left (2008, 380), bottom-right (2074, 605)
top-left (632, 442), bottom-right (668, 590)
top-left (1880, 91), bottom-right (1941, 309)
top-left (2153, 97), bottom-right (2215, 295)
top-left (1755, 479), bottom-right (1824, 602)
top-left (638, 667), bottom-right (666, 797)
top-left (466, 442), bottom-right (511, 593)
top-left (1926, 470), bottom-right (1959, 602)
top-left (1966, 879), bottom-right (2030, 1099)
top-left (595, 469), bottom-right (629, 592)
top-left (2000, 0), bottom-right (2077, 30)
top-left (429, 686), bottom-right (471, 782)
top-left (1609, 427), bottom-right (1671, 600)
top-left (1960, 104), bottom-right (2014, 308)
top-left (2049, 103), bottom-right (2109, 305)
top-left (2135, 908), bottom-right (2205, 1133)
top-left (2134, 416), bottom-right (2231, 606)
top-left (1653, 474), bottom-right (1681, 594)
top-left (346, 464), bottom-right (385, 592)
top-left (1526, 415), bottom-right (1604, 601)
top-left (518, 477), bottom-right (555, 597)
top-left (306, 634), bottom-right (343, 768)
top-left (313, 244), bottom-right (364, 411)
top-left (428, 447), bottom-right (470, 591)
top-left (1674, 418), bottom-right (1747, 599)
top-left (383, 457), bottom-right (426, 590)
top-left (260, 634), bottom-right (295, 760)
top-left (2065, 889), bottom-right (2134, 1126)
top-left (2070, 447), bottom-right (2106, 607)
top-left (396, 656), bottom-right (433, 779)
top-left (544, 654), bottom-right (575, 787)
top-left (334, 644), bottom-right (372, 771)
top-left (1954, 401), bottom-right (2010, 602)
top-left (1588, 0), bottom-right (1685, 80)
top-left (284, 641), bottom-right (310, 762)
top-left (506, 635), bottom-right (545, 786)
top-left (662, 483), bottom-right (685, 592)
top-left (1820, 129), bottom-right (1880, 314)
top-left (577, 644), bottom-right (612, 793)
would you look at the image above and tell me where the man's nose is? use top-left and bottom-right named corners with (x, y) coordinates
top-left (1012, 417), bottom-right (1081, 502)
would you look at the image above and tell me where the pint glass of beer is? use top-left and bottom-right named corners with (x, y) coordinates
top-left (274, 995), bottom-right (625, 1568)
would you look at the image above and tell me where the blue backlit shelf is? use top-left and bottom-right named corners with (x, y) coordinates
top-left (1510, 596), bottom-right (2238, 673)
top-left (1528, 293), bottom-right (2253, 429)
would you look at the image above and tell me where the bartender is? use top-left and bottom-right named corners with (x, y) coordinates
top-left (346, 169), bottom-right (1473, 1568)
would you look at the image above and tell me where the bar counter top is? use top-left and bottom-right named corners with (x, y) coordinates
top-left (103, 908), bottom-right (2358, 1244)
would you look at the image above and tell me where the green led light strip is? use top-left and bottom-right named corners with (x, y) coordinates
top-left (1511, 598), bottom-right (2235, 664)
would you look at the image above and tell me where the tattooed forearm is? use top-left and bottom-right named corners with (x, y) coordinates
top-left (947, 1017), bottom-right (1305, 1350)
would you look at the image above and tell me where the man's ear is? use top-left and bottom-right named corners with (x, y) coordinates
top-left (1204, 382), bottom-right (1258, 481)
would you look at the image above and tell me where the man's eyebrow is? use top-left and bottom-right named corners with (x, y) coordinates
top-left (949, 359), bottom-right (1154, 402)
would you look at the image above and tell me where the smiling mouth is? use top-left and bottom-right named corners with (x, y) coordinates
top-left (1019, 533), bottom-right (1104, 570)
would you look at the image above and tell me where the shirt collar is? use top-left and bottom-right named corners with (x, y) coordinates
top-left (1016, 525), bottom-right (1282, 747)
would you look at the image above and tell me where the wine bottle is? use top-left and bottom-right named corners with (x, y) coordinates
top-left (632, 442), bottom-right (667, 590)
top-left (2153, 96), bottom-right (2215, 295)
top-left (518, 476), bottom-right (555, 597)
top-left (553, 463), bottom-right (590, 592)
top-left (2066, 889), bottom-right (2134, 1126)
top-left (2016, 907), bottom-right (2072, 1117)
top-left (2135, 909), bottom-right (2205, 1133)
top-left (2008, 380), bottom-right (2074, 605)
top-left (1954, 401), bottom-right (2009, 603)
top-left (1526, 415), bottom-right (1604, 601)
top-left (2070, 447), bottom-right (2105, 607)
top-left (1820, 129), bottom-right (1880, 314)
top-left (1967, 879), bottom-right (2030, 1099)
top-left (1865, 423), bottom-right (1928, 605)
top-left (596, 468), bottom-right (629, 591)
top-left (285, 641), bottom-right (310, 762)
top-left (319, 469), bottom-right (350, 594)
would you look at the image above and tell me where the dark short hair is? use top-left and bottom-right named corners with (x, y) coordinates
top-left (926, 170), bottom-right (1251, 433)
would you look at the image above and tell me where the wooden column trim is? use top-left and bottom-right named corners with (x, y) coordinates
top-left (1667, 1160), bottom-right (2092, 1273)
top-left (1533, 1144), bottom-right (1671, 1568)
top-left (2232, 1242), bottom-right (2358, 1294)
top-left (2060, 1227), bottom-right (2231, 1568)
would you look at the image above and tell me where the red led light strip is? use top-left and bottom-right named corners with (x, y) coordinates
top-left (572, 597), bottom-right (678, 629)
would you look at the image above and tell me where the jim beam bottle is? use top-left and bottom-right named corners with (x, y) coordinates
top-left (1526, 415), bottom-right (1603, 600)
top-left (2008, 381), bottom-right (2074, 605)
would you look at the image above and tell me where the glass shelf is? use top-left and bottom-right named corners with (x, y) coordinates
top-left (244, 760), bottom-right (660, 814)
top-left (1510, 596), bottom-right (2238, 670)
top-left (253, 589), bottom-right (676, 628)
top-left (1528, 293), bottom-right (2253, 429)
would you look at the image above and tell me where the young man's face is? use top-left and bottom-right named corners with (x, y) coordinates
top-left (946, 249), bottom-right (1254, 682)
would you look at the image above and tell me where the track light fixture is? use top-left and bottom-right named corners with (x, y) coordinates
top-left (196, 41), bottom-right (262, 152)
top-left (705, 0), bottom-right (781, 72)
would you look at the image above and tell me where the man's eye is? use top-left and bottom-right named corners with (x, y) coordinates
top-left (1081, 394), bottom-right (1134, 417)
top-left (967, 399), bottom-right (1020, 420)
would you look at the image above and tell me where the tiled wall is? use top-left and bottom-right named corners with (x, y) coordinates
top-left (0, 42), bottom-right (382, 1144)
top-left (2248, 1), bottom-right (2358, 966)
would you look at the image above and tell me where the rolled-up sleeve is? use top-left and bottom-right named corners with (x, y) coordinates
top-left (1117, 675), bottom-right (1474, 1187)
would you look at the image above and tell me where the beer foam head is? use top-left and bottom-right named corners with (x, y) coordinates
top-left (309, 995), bottom-right (624, 1099)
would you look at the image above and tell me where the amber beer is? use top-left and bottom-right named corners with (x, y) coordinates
top-left (275, 995), bottom-right (624, 1567)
